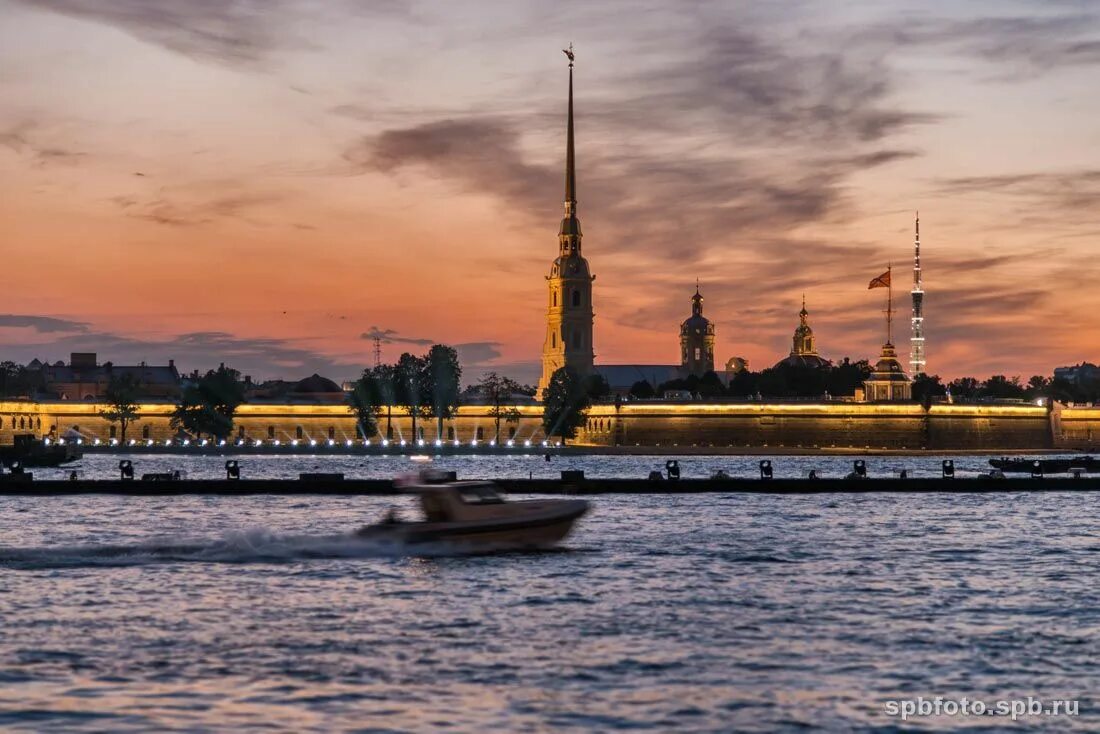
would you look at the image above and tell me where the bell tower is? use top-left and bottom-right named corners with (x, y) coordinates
top-left (539, 45), bottom-right (594, 398)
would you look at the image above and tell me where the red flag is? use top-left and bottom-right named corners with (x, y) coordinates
top-left (868, 270), bottom-right (891, 289)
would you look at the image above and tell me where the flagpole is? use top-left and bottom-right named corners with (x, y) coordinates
top-left (886, 264), bottom-right (893, 344)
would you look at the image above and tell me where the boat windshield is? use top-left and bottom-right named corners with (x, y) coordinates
top-left (457, 485), bottom-right (505, 505)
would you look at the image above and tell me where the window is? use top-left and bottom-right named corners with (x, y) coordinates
top-left (19, 417), bottom-right (25, 429)
top-left (268, 426), bottom-right (275, 439)
top-left (110, 425), bottom-right (116, 439)
top-left (573, 330), bottom-right (580, 348)
top-left (238, 426), bottom-right (245, 439)
top-left (476, 426), bottom-right (484, 440)
top-left (553, 291), bottom-right (557, 306)
top-left (508, 426), bottom-right (516, 438)
top-left (552, 332), bottom-right (556, 348)
top-left (142, 425), bottom-right (150, 439)
top-left (694, 348), bottom-right (701, 360)
top-left (572, 289), bottom-right (581, 307)
top-left (457, 485), bottom-right (505, 505)
top-left (447, 426), bottom-right (455, 440)
top-left (328, 426), bottom-right (335, 439)
top-left (296, 426), bottom-right (304, 439)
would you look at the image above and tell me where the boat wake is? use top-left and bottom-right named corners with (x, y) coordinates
top-left (0, 528), bottom-right (579, 570)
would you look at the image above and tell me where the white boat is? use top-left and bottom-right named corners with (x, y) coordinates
top-left (356, 472), bottom-right (588, 550)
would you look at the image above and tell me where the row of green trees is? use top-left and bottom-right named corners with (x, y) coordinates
top-left (911, 373), bottom-right (1100, 405)
top-left (346, 345), bottom-right (462, 441)
top-left (637, 359), bottom-right (874, 399)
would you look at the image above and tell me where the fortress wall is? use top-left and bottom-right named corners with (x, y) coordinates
top-left (577, 402), bottom-right (1053, 450)
top-left (0, 400), bottom-right (1077, 450)
top-left (578, 404), bottom-right (927, 449)
top-left (925, 405), bottom-right (1052, 450)
top-left (0, 401), bottom-right (548, 445)
top-left (1057, 407), bottom-right (1100, 450)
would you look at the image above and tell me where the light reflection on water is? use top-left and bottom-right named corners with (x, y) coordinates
top-left (1, 489), bottom-right (1098, 731)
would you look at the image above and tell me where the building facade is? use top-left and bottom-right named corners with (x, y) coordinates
top-left (39, 352), bottom-right (181, 400)
top-left (680, 285), bottom-right (715, 377)
top-left (863, 342), bottom-right (912, 401)
top-left (539, 53), bottom-right (595, 397)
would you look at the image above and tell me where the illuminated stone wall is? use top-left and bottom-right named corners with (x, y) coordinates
top-left (578, 402), bottom-right (1059, 451)
top-left (1057, 406), bottom-right (1100, 450)
top-left (2, 399), bottom-right (1097, 450)
top-left (0, 401), bottom-right (548, 445)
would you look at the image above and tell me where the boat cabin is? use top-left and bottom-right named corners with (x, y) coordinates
top-left (414, 482), bottom-right (514, 523)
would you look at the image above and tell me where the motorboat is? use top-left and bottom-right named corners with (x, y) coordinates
top-left (356, 471), bottom-right (588, 550)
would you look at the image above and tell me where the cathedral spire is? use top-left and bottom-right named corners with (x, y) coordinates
top-left (558, 44), bottom-right (581, 254)
top-left (565, 43), bottom-right (576, 212)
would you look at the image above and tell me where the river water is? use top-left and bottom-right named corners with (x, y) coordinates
top-left (2, 456), bottom-right (1097, 731)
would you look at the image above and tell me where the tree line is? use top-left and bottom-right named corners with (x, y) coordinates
top-left (632, 359), bottom-right (875, 399)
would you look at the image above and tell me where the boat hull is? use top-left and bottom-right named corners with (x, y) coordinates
top-left (357, 499), bottom-right (588, 550)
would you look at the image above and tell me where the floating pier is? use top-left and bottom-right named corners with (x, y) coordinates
top-left (2, 475), bottom-right (1099, 496)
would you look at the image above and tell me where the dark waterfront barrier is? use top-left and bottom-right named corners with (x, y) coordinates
top-left (3, 476), bottom-right (1100, 496)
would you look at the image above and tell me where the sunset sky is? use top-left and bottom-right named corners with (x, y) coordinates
top-left (2, 0), bottom-right (1098, 385)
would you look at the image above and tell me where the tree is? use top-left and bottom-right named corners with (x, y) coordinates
top-left (99, 373), bottom-right (141, 442)
top-left (170, 365), bottom-right (245, 440)
top-left (347, 372), bottom-right (380, 439)
top-left (697, 370), bottom-right (726, 397)
top-left (980, 375), bottom-right (1026, 400)
top-left (541, 367), bottom-right (604, 445)
top-left (368, 364), bottom-right (398, 438)
top-left (825, 358), bottom-right (872, 397)
top-left (911, 373), bottom-right (947, 407)
top-left (394, 352), bottom-right (430, 441)
top-left (1025, 375), bottom-right (1051, 400)
top-left (478, 372), bottom-right (524, 442)
top-left (948, 377), bottom-right (980, 400)
top-left (0, 361), bottom-right (42, 398)
top-left (629, 379), bottom-right (655, 399)
top-left (425, 344), bottom-right (462, 441)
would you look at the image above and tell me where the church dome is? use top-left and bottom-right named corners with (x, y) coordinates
top-left (680, 287), bottom-right (713, 334)
top-left (775, 297), bottom-right (830, 370)
top-left (870, 343), bottom-right (910, 382)
top-left (292, 374), bottom-right (342, 394)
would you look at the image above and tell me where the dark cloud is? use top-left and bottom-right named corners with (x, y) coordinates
top-left (347, 6), bottom-right (935, 288)
top-left (359, 327), bottom-right (433, 347)
top-left (0, 314), bottom-right (90, 333)
top-left (935, 170), bottom-right (1100, 226)
top-left (17, 0), bottom-right (303, 67)
top-left (17, 0), bottom-right (413, 68)
top-left (110, 189), bottom-right (287, 227)
top-left (453, 341), bottom-right (503, 366)
top-left (0, 121), bottom-right (85, 166)
top-left (866, 14), bottom-right (1100, 79)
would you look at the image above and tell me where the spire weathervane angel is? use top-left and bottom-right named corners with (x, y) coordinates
top-left (563, 43), bottom-right (575, 66)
